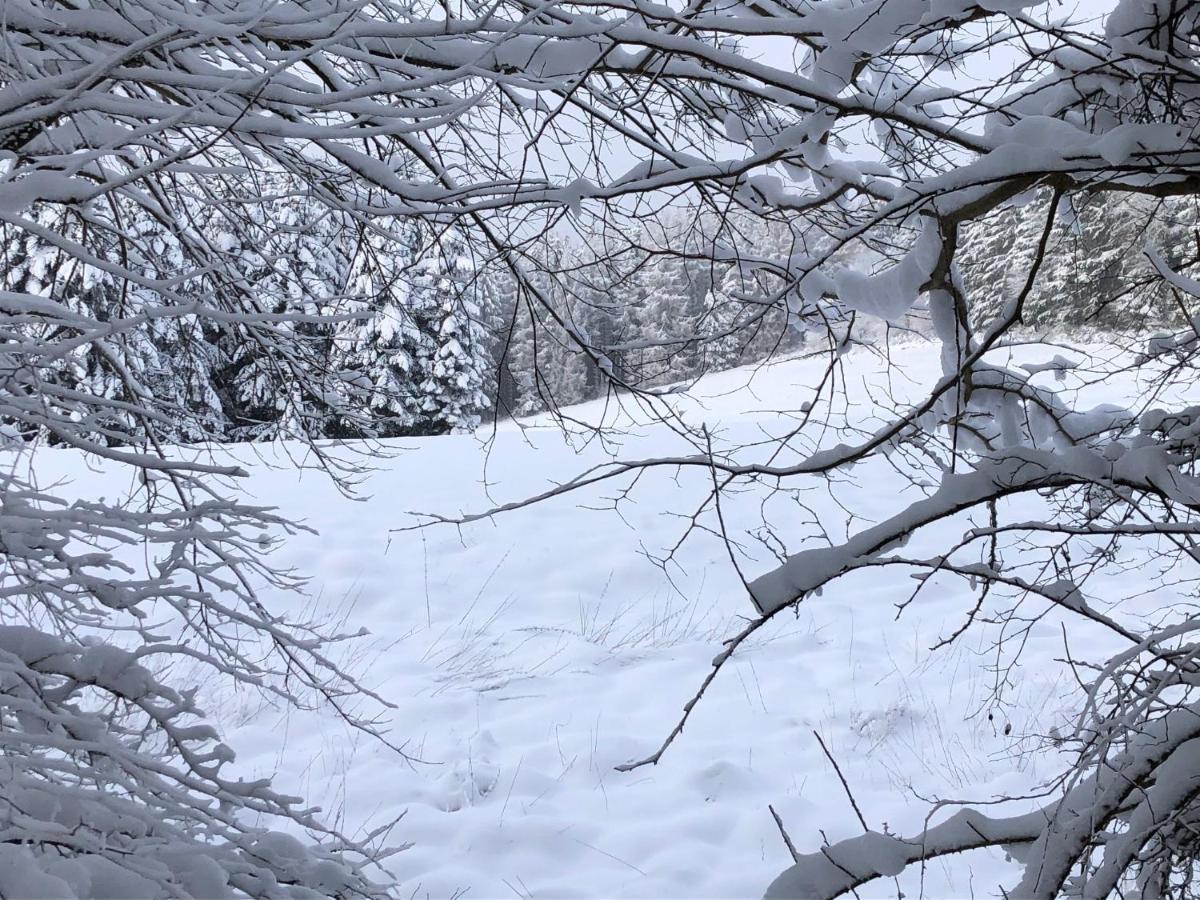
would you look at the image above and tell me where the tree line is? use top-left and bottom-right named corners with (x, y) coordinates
top-left (4, 192), bottom-right (839, 447)
top-left (7, 177), bottom-right (1197, 454)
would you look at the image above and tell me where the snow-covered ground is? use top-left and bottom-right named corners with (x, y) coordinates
top-left (28, 339), bottom-right (1178, 898)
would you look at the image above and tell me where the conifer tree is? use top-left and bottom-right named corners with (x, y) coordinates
top-left (418, 232), bottom-right (491, 433)
top-left (477, 268), bottom-right (524, 417)
top-left (333, 223), bottom-right (432, 437)
top-left (636, 252), bottom-right (709, 385)
top-left (124, 210), bottom-right (229, 443)
top-left (960, 192), bottom-right (1200, 331)
top-left (0, 202), bottom-right (230, 444)
top-left (210, 189), bottom-right (354, 440)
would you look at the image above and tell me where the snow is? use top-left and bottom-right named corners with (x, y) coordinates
top-left (835, 223), bottom-right (941, 322)
top-left (21, 339), bottom-right (1188, 898)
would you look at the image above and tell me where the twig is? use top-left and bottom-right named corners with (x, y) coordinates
top-left (770, 803), bottom-right (801, 862)
top-left (615, 614), bottom-right (771, 771)
top-left (813, 729), bottom-right (870, 832)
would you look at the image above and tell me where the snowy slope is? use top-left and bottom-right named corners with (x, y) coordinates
top-left (24, 339), bottom-right (1172, 899)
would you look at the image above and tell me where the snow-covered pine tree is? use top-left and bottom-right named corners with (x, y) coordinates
top-left (332, 221), bottom-right (433, 437)
top-left (707, 232), bottom-right (783, 369)
top-left (1023, 192), bottom-right (1166, 330)
top-left (122, 207), bottom-right (229, 443)
top-left (0, 201), bottom-right (229, 445)
top-left (209, 184), bottom-right (354, 440)
top-left (417, 230), bottom-right (490, 433)
top-left (546, 286), bottom-right (596, 409)
top-left (476, 267), bottom-right (524, 418)
top-left (1073, 194), bottom-right (1196, 328)
top-left (635, 251), bottom-right (705, 386)
top-left (697, 279), bottom-right (745, 373)
top-left (572, 253), bottom-right (628, 397)
top-left (957, 196), bottom-right (1035, 330)
top-left (493, 234), bottom-right (581, 415)
top-left (580, 237), bottom-right (656, 389)
top-left (496, 279), bottom-right (543, 416)
top-left (960, 191), bottom-right (1200, 332)
top-left (0, 204), bottom-right (123, 442)
top-left (1155, 196), bottom-right (1200, 303)
top-left (473, 216), bottom-right (810, 413)
top-left (685, 213), bottom-right (822, 374)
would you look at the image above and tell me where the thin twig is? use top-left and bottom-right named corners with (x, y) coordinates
top-left (813, 729), bottom-right (870, 832)
top-left (770, 803), bottom-right (801, 862)
top-left (615, 614), bottom-right (771, 771)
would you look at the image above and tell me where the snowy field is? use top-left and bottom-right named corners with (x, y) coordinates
top-left (25, 338), bottom-right (1182, 899)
